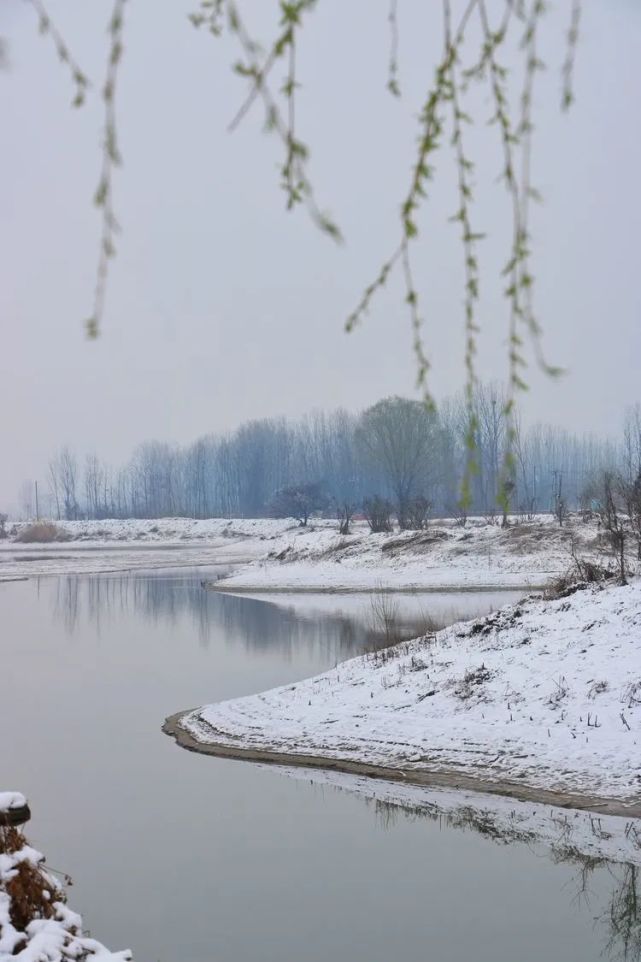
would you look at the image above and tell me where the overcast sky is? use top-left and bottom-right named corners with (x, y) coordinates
top-left (1, 0), bottom-right (640, 510)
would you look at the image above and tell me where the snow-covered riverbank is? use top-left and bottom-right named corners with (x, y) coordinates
top-left (207, 515), bottom-right (611, 592)
top-left (167, 579), bottom-right (641, 814)
top-left (0, 514), bottom-right (623, 591)
top-left (0, 518), bottom-right (278, 579)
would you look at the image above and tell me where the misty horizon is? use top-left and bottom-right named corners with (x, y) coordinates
top-left (2, 0), bottom-right (640, 508)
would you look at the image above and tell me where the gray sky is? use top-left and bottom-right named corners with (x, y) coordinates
top-left (1, 0), bottom-right (640, 510)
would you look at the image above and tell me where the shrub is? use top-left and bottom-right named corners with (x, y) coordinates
top-left (368, 591), bottom-right (401, 649)
top-left (0, 825), bottom-right (59, 935)
top-left (363, 496), bottom-right (393, 533)
top-left (269, 482), bottom-right (328, 526)
top-left (15, 521), bottom-right (70, 543)
top-left (402, 496), bottom-right (432, 530)
top-left (335, 500), bottom-right (356, 536)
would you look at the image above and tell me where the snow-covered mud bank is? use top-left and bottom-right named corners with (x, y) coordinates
top-left (0, 518), bottom-right (279, 578)
top-left (0, 543), bottom-right (256, 579)
top-left (1, 514), bottom-right (613, 587)
top-left (166, 580), bottom-right (641, 817)
top-left (208, 515), bottom-right (610, 592)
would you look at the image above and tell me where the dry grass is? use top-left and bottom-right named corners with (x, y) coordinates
top-left (544, 555), bottom-right (615, 600)
top-left (0, 826), bottom-right (59, 937)
top-left (588, 679), bottom-right (609, 699)
top-left (366, 591), bottom-right (444, 653)
top-left (15, 521), bottom-right (70, 543)
top-left (368, 591), bottom-right (402, 650)
top-left (447, 664), bottom-right (494, 702)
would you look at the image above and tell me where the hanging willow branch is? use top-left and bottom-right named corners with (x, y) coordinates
top-left (387, 0), bottom-right (401, 97)
top-left (192, 0), bottom-right (341, 241)
top-left (25, 0), bottom-right (89, 105)
top-left (23, 0), bottom-right (583, 508)
top-left (86, 0), bottom-right (127, 340)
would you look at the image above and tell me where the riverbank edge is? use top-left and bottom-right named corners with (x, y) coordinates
top-left (206, 581), bottom-right (549, 594)
top-left (162, 710), bottom-right (641, 819)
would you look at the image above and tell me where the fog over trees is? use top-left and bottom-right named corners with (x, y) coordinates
top-left (38, 385), bottom-right (640, 525)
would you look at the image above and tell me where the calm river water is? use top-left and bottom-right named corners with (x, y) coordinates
top-left (1, 569), bottom-right (636, 962)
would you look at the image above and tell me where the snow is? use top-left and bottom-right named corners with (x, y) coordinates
top-left (178, 578), bottom-right (641, 805)
top-left (0, 514), bottom-right (617, 590)
top-left (209, 514), bottom-right (611, 592)
top-left (4, 517), bottom-right (290, 543)
top-left (0, 822), bottom-right (132, 961)
top-left (0, 517), bottom-right (286, 579)
top-left (0, 795), bottom-right (26, 814)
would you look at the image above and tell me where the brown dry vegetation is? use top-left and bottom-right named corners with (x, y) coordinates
top-left (0, 826), bottom-right (59, 938)
top-left (15, 521), bottom-right (70, 543)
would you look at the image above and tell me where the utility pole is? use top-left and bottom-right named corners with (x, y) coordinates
top-left (34, 480), bottom-right (40, 520)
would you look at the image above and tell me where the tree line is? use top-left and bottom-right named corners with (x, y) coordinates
top-left (28, 386), bottom-right (640, 527)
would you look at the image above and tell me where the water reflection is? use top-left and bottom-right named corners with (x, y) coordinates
top-left (607, 865), bottom-right (641, 961)
top-left (49, 572), bottom-right (369, 660)
top-left (4, 571), bottom-right (639, 961)
top-left (49, 571), bottom-right (520, 662)
top-left (284, 767), bottom-right (641, 962)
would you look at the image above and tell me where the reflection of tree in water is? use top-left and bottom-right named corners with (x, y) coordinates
top-left (562, 856), bottom-right (641, 962)
top-left (370, 793), bottom-right (641, 962)
top-left (47, 573), bottom-right (641, 959)
top-left (605, 864), bottom-right (641, 962)
top-left (370, 796), bottom-right (537, 846)
top-left (50, 572), bottom-right (377, 662)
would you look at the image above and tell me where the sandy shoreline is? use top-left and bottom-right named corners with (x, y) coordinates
top-left (162, 710), bottom-right (641, 820)
top-left (207, 581), bottom-right (548, 594)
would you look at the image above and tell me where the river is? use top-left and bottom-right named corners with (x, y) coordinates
top-left (1, 568), bottom-right (636, 961)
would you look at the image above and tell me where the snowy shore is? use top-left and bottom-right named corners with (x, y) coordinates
top-left (167, 579), bottom-right (641, 815)
top-left (0, 518), bottom-right (278, 579)
top-left (0, 515), bottom-right (602, 587)
top-left (206, 515), bottom-right (609, 592)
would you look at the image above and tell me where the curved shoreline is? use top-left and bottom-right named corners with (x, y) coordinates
top-left (207, 582), bottom-right (548, 594)
top-left (162, 710), bottom-right (641, 820)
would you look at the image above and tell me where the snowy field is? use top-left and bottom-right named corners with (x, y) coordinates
top-left (171, 579), bottom-right (641, 811)
top-left (207, 514), bottom-right (613, 592)
top-left (0, 514), bottom-right (614, 589)
top-left (0, 518), bottom-right (281, 579)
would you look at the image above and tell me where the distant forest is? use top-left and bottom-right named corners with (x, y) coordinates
top-left (32, 385), bottom-right (641, 524)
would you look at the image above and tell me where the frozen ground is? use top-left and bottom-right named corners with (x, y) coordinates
top-left (0, 514), bottom-right (610, 587)
top-left (172, 579), bottom-right (641, 809)
top-left (208, 514), bottom-right (614, 592)
top-left (0, 794), bottom-right (132, 961)
top-left (0, 518), bottom-right (284, 579)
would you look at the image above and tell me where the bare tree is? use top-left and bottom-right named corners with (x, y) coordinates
top-left (404, 496), bottom-right (432, 531)
top-left (59, 448), bottom-right (79, 520)
top-left (84, 454), bottom-right (108, 519)
top-left (363, 496), bottom-right (393, 534)
top-left (48, 458), bottom-right (62, 520)
top-left (357, 397), bottom-right (437, 529)
top-left (552, 469), bottom-right (567, 527)
top-left (335, 500), bottom-right (356, 536)
top-left (269, 482), bottom-right (327, 526)
top-left (620, 470), bottom-right (641, 561)
top-left (599, 474), bottom-right (627, 585)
